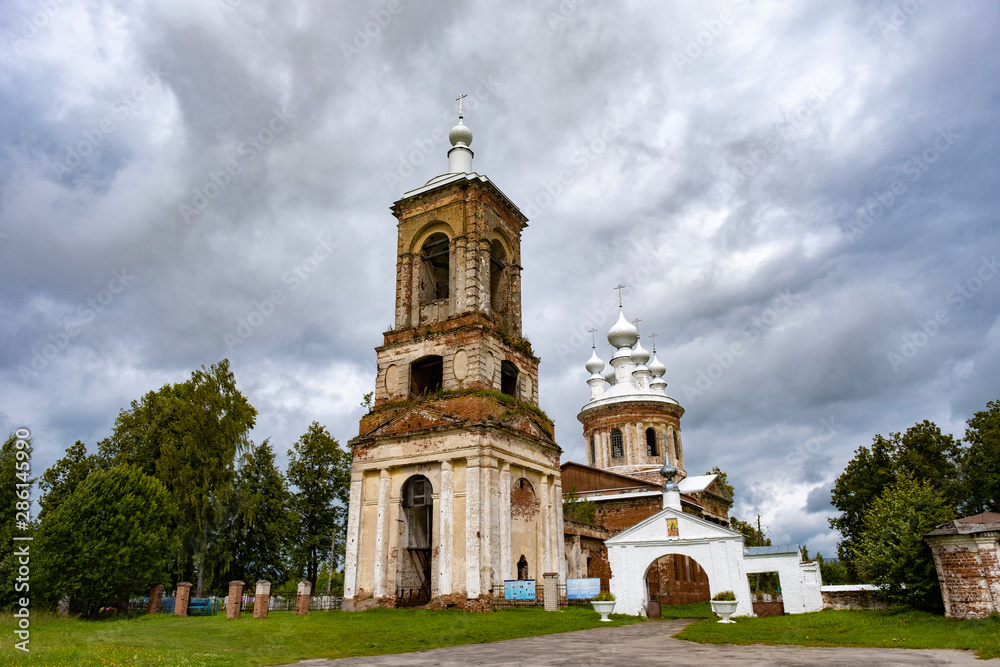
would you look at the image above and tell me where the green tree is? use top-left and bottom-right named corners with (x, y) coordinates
top-left (38, 440), bottom-right (102, 521)
top-left (854, 476), bottom-right (954, 611)
top-left (829, 435), bottom-right (895, 572)
top-left (0, 432), bottom-right (33, 611)
top-left (287, 422), bottom-right (351, 587)
top-left (216, 440), bottom-right (296, 585)
top-left (562, 485), bottom-right (596, 524)
top-left (35, 465), bottom-right (178, 617)
top-left (811, 552), bottom-right (851, 585)
top-left (730, 516), bottom-right (770, 547)
top-left (963, 399), bottom-right (1000, 513)
top-left (101, 359), bottom-right (257, 597)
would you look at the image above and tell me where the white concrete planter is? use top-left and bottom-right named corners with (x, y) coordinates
top-left (591, 600), bottom-right (616, 621)
top-left (711, 600), bottom-right (738, 623)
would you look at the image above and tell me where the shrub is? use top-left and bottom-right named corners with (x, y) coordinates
top-left (712, 590), bottom-right (736, 601)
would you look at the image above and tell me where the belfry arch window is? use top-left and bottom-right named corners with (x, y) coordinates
top-left (610, 428), bottom-right (623, 459)
top-left (646, 428), bottom-right (658, 457)
top-left (420, 232), bottom-right (450, 305)
top-left (410, 355), bottom-right (443, 396)
top-left (500, 360), bottom-right (518, 397)
top-left (401, 475), bottom-right (432, 569)
top-left (489, 239), bottom-right (508, 314)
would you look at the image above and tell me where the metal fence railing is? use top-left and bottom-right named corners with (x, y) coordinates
top-left (491, 583), bottom-right (574, 609)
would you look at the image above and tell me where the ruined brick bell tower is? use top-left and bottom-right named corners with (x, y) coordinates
top-left (342, 102), bottom-right (564, 609)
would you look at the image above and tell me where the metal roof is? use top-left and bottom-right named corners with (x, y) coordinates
top-left (744, 544), bottom-right (800, 556)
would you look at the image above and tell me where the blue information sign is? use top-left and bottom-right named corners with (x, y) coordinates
top-left (504, 579), bottom-right (536, 600)
top-left (566, 578), bottom-right (601, 600)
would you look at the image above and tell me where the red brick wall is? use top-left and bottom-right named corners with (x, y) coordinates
top-left (933, 538), bottom-right (1000, 619)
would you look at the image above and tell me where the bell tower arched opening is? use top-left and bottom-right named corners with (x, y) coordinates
top-left (419, 232), bottom-right (450, 305)
top-left (410, 355), bottom-right (443, 396)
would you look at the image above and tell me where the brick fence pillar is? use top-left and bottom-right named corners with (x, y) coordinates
top-left (543, 573), bottom-right (559, 612)
top-left (175, 582), bottom-right (192, 617)
top-left (296, 580), bottom-right (312, 615)
top-left (254, 580), bottom-right (271, 619)
top-left (147, 584), bottom-right (164, 615)
top-left (227, 581), bottom-right (245, 619)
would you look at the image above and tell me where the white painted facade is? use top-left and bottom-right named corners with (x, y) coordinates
top-left (605, 504), bottom-right (823, 617)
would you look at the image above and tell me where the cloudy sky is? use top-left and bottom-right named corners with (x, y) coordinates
top-left (3, 0), bottom-right (999, 558)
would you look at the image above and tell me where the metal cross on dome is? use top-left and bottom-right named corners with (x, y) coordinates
top-left (649, 332), bottom-right (658, 352)
top-left (588, 327), bottom-right (598, 348)
top-left (614, 283), bottom-right (627, 307)
top-left (632, 318), bottom-right (642, 336)
top-left (456, 93), bottom-right (467, 119)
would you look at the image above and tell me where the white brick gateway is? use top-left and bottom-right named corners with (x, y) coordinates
top-left (605, 504), bottom-right (823, 617)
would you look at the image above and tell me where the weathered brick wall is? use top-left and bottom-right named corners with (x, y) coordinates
top-left (646, 554), bottom-right (710, 605)
top-left (821, 588), bottom-right (887, 611)
top-left (929, 533), bottom-right (1000, 619)
top-left (595, 495), bottom-right (664, 534)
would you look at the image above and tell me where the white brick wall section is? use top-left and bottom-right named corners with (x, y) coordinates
top-left (438, 461), bottom-right (454, 594)
top-left (342, 477), bottom-right (363, 599)
top-left (372, 470), bottom-right (391, 598)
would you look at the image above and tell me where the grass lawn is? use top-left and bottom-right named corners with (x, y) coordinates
top-left (0, 605), bottom-right (643, 667)
top-left (676, 608), bottom-right (1000, 660)
top-left (657, 601), bottom-right (714, 619)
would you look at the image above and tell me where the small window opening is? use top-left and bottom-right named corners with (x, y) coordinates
top-left (646, 428), bottom-right (658, 457)
top-left (500, 360), bottom-right (518, 397)
top-left (420, 233), bottom-right (450, 305)
top-left (410, 355), bottom-right (443, 396)
top-left (589, 434), bottom-right (596, 465)
top-left (611, 428), bottom-right (623, 459)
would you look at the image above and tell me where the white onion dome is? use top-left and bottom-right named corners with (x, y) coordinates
top-left (586, 349), bottom-right (605, 375)
top-left (648, 352), bottom-right (666, 378)
top-left (604, 365), bottom-right (616, 385)
top-left (449, 119), bottom-right (473, 147)
top-left (607, 309), bottom-right (639, 348)
top-left (631, 341), bottom-right (650, 366)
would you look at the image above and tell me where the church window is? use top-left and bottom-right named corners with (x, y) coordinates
top-left (646, 428), bottom-right (658, 457)
top-left (611, 428), bottom-right (623, 459)
top-left (419, 232), bottom-right (450, 305)
top-left (489, 239), bottom-right (508, 314)
top-left (500, 360), bottom-right (518, 397)
top-left (589, 434), bottom-right (595, 465)
top-left (410, 355), bottom-right (443, 396)
top-left (672, 429), bottom-right (680, 459)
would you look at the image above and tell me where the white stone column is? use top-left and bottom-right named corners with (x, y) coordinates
top-left (500, 463), bottom-right (512, 580)
top-left (554, 477), bottom-right (566, 581)
top-left (342, 475), bottom-right (364, 599)
top-left (438, 461), bottom-right (454, 594)
top-left (540, 474), bottom-right (551, 574)
top-left (372, 470), bottom-right (392, 598)
top-left (489, 463), bottom-right (501, 592)
top-left (478, 460), bottom-right (493, 596)
top-left (465, 458), bottom-right (482, 598)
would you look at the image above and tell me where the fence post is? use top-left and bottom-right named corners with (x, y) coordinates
top-left (227, 581), bottom-right (245, 619)
top-left (543, 573), bottom-right (559, 612)
top-left (148, 584), bottom-right (164, 615)
top-left (175, 582), bottom-right (192, 617)
top-left (296, 580), bottom-right (312, 615)
top-left (254, 580), bottom-right (271, 619)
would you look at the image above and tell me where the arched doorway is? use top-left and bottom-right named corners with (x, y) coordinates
top-left (643, 553), bottom-right (710, 616)
top-left (398, 475), bottom-right (432, 606)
